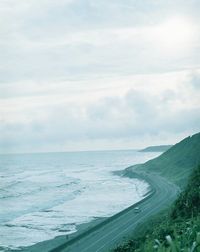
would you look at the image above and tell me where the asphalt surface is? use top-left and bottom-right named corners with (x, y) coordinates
top-left (50, 172), bottom-right (180, 252)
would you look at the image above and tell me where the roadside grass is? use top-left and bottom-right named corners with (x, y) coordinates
top-left (136, 216), bottom-right (200, 252)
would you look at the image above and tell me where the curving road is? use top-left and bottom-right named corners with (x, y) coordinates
top-left (50, 172), bottom-right (180, 252)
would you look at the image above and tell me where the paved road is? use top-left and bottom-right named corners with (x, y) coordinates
top-left (50, 172), bottom-right (180, 252)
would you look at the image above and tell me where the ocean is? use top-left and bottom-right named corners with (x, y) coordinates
top-left (0, 150), bottom-right (160, 250)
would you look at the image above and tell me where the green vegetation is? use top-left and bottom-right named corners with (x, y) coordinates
top-left (114, 132), bottom-right (200, 251)
top-left (139, 145), bottom-right (173, 153)
top-left (113, 164), bottom-right (200, 252)
top-left (134, 132), bottom-right (200, 187)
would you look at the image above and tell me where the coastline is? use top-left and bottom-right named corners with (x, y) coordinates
top-left (9, 166), bottom-right (152, 252)
top-left (11, 217), bottom-right (107, 252)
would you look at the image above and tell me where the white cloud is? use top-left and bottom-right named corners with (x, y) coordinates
top-left (0, 0), bottom-right (200, 153)
top-left (0, 70), bottom-right (200, 153)
top-left (0, 1), bottom-right (200, 82)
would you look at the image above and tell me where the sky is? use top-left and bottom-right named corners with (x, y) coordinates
top-left (0, 0), bottom-right (200, 153)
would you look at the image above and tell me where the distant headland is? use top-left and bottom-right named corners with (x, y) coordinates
top-left (139, 145), bottom-right (173, 152)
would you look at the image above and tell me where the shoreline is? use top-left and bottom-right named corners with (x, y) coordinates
top-left (11, 217), bottom-right (107, 252)
top-left (9, 166), bottom-right (152, 252)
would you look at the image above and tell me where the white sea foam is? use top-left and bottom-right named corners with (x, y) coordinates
top-left (0, 150), bottom-right (160, 250)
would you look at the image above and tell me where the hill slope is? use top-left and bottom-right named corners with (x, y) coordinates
top-left (114, 133), bottom-right (200, 251)
top-left (114, 164), bottom-right (200, 252)
top-left (133, 132), bottom-right (200, 187)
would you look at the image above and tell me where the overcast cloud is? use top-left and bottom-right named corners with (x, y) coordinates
top-left (0, 0), bottom-right (200, 153)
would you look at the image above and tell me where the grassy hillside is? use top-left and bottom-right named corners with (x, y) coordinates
top-left (135, 132), bottom-right (200, 187)
top-left (114, 164), bottom-right (200, 252)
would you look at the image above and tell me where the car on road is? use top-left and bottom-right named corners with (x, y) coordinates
top-left (134, 207), bottom-right (141, 213)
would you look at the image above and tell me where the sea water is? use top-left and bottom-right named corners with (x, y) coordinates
top-left (0, 150), bottom-right (160, 250)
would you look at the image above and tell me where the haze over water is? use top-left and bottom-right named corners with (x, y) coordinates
top-left (0, 150), bottom-right (160, 250)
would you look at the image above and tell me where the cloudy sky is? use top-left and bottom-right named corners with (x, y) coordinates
top-left (0, 0), bottom-right (200, 153)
